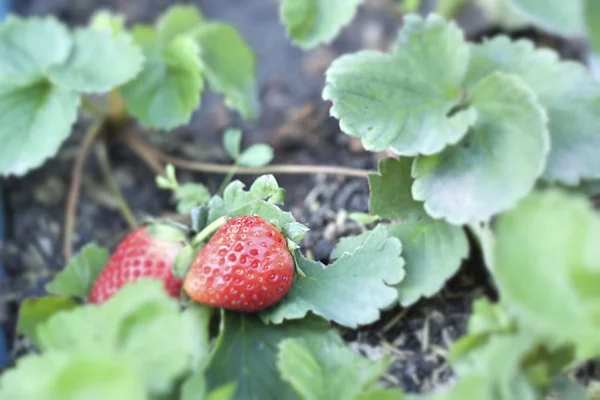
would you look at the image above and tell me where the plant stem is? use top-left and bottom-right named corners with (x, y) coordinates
top-left (63, 121), bottom-right (105, 261)
top-left (94, 141), bottom-right (139, 230)
top-left (125, 131), bottom-right (376, 178)
top-left (81, 97), bottom-right (106, 119)
top-left (191, 216), bottom-right (228, 246)
top-left (217, 164), bottom-right (239, 196)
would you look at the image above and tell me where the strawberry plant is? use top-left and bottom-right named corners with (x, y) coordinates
top-left (1, 2), bottom-right (600, 399)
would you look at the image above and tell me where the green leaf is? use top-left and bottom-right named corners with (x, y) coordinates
top-left (17, 297), bottom-right (78, 344)
top-left (494, 190), bottom-right (600, 358)
top-left (413, 72), bottom-right (549, 225)
top-left (237, 144), bottom-right (274, 167)
top-left (329, 230), bottom-right (371, 260)
top-left (181, 369), bottom-right (207, 400)
top-left (206, 313), bottom-right (330, 400)
top-left (193, 22), bottom-right (259, 120)
top-left (389, 216), bottom-right (468, 306)
top-left (223, 128), bottom-right (242, 160)
top-left (46, 244), bottom-right (110, 298)
top-left (261, 225), bottom-right (405, 328)
top-left (157, 5), bottom-right (204, 42)
top-left (466, 36), bottom-right (600, 185)
top-left (0, 16), bottom-right (71, 84)
top-left (280, 0), bottom-right (362, 49)
top-left (429, 375), bottom-right (491, 400)
top-left (281, 222), bottom-right (310, 244)
top-left (356, 389), bottom-right (406, 400)
top-left (278, 331), bottom-right (392, 400)
top-left (37, 280), bottom-right (192, 394)
top-left (121, 27), bottom-right (203, 130)
top-left (48, 27), bottom-right (143, 93)
top-left (474, 0), bottom-right (530, 30)
top-left (172, 244), bottom-right (198, 280)
top-left (348, 212), bottom-right (380, 226)
top-left (90, 10), bottom-right (126, 35)
top-left (207, 175), bottom-right (297, 229)
top-left (175, 183), bottom-right (211, 214)
top-left (206, 383), bottom-right (237, 400)
top-left (585, 0), bottom-right (600, 54)
top-left (368, 157), bottom-right (426, 219)
top-left (510, 0), bottom-right (584, 37)
top-left (0, 81), bottom-right (80, 176)
top-left (0, 352), bottom-right (146, 400)
top-left (323, 14), bottom-right (476, 156)
top-left (182, 304), bottom-right (213, 371)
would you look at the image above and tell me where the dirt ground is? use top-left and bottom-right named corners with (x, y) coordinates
top-left (1, 0), bottom-right (590, 393)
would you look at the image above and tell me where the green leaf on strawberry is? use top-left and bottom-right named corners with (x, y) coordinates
top-left (205, 312), bottom-right (330, 400)
top-left (261, 225), bottom-right (405, 328)
top-left (277, 331), bottom-right (393, 400)
top-left (207, 175), bottom-right (298, 230)
top-left (46, 244), bottom-right (110, 298)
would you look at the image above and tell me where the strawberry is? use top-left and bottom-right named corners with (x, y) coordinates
top-left (89, 226), bottom-right (185, 304)
top-left (183, 216), bottom-right (294, 312)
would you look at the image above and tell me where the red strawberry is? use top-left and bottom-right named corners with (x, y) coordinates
top-left (89, 226), bottom-right (184, 304)
top-left (183, 216), bottom-right (294, 312)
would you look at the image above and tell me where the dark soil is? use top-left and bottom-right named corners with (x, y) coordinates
top-left (0, 0), bottom-right (568, 394)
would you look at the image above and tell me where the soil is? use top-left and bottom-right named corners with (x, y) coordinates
top-left (0, 0), bottom-right (591, 395)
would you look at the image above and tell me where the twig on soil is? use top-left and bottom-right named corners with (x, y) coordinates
top-left (125, 130), bottom-right (376, 178)
top-left (95, 141), bottom-right (139, 230)
top-left (63, 121), bottom-right (105, 261)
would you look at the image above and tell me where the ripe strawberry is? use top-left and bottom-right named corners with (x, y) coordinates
top-left (183, 216), bottom-right (294, 312)
top-left (89, 226), bottom-right (184, 304)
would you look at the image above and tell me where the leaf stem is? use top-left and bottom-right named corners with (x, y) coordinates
top-left (94, 141), bottom-right (139, 230)
top-left (63, 121), bottom-right (105, 261)
top-left (217, 164), bottom-right (239, 196)
top-left (191, 216), bottom-right (228, 246)
top-left (125, 131), bottom-right (375, 178)
top-left (81, 97), bottom-right (106, 119)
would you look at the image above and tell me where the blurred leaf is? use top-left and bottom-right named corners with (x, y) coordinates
top-left (223, 128), bottom-right (242, 160)
top-left (175, 183), bottom-right (211, 214)
top-left (121, 27), bottom-right (203, 130)
top-left (278, 331), bottom-right (393, 400)
top-left (46, 244), bottom-right (110, 298)
top-left (237, 144), bottom-right (274, 167)
top-left (194, 22), bottom-right (259, 120)
top-left (17, 297), bottom-right (78, 345)
top-left (48, 26), bottom-right (143, 93)
top-left (0, 81), bottom-right (79, 176)
top-left (510, 0), bottom-right (584, 37)
top-left (280, 0), bottom-right (362, 49)
top-left (0, 16), bottom-right (71, 84)
top-left (157, 4), bottom-right (204, 42)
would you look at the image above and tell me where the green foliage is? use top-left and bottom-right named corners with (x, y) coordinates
top-left (17, 297), bottom-right (78, 345)
top-left (412, 72), bottom-right (548, 224)
top-left (205, 313), bottom-right (330, 400)
top-left (509, 0), bottom-right (584, 37)
top-left (466, 36), bottom-right (600, 185)
top-left (494, 190), bottom-right (600, 358)
top-left (278, 331), bottom-right (393, 400)
top-left (0, 5), bottom-right (258, 176)
top-left (46, 244), bottom-right (110, 298)
top-left (121, 28), bottom-right (204, 130)
top-left (262, 225), bottom-right (404, 328)
top-left (280, 0), bottom-right (363, 49)
top-left (324, 15), bottom-right (476, 156)
top-left (207, 175), bottom-right (295, 229)
top-left (222, 128), bottom-right (274, 167)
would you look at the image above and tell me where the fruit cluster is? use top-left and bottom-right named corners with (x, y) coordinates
top-left (89, 216), bottom-right (295, 312)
